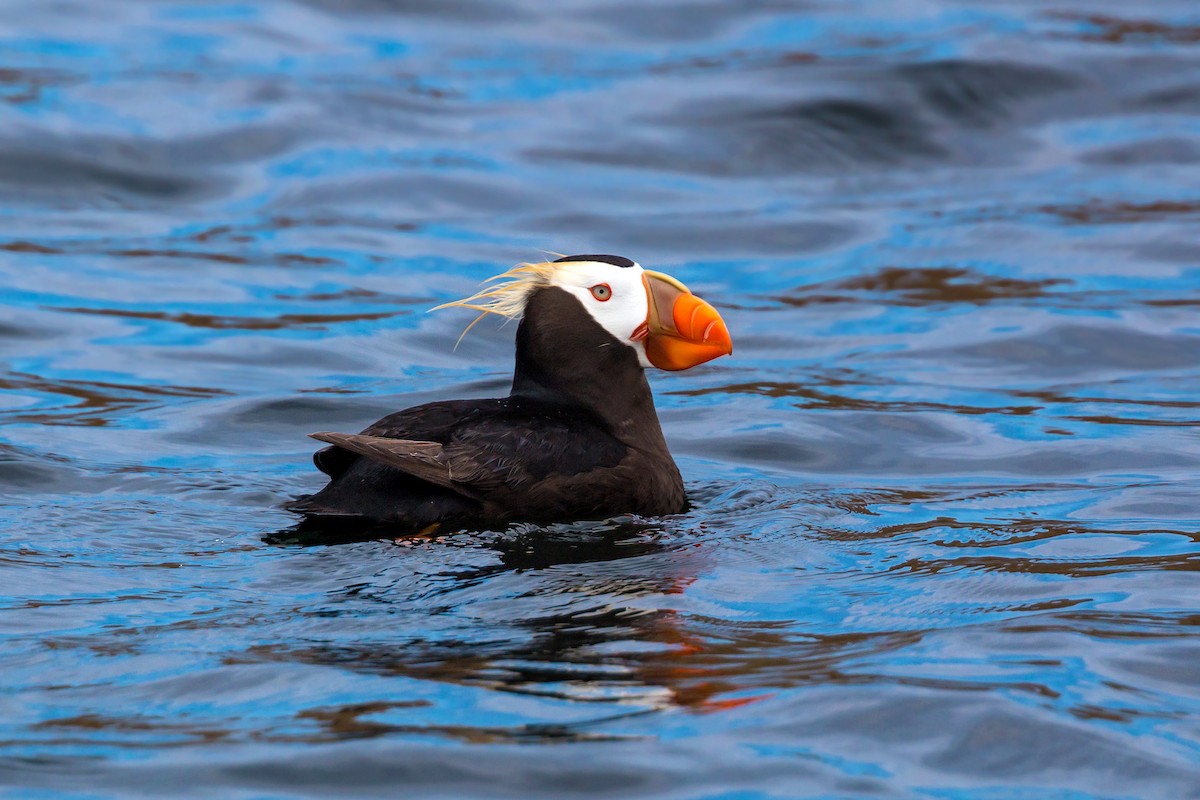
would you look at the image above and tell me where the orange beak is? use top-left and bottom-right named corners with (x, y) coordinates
top-left (638, 270), bottom-right (733, 371)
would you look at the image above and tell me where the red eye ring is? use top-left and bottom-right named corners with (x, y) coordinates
top-left (589, 283), bottom-right (612, 302)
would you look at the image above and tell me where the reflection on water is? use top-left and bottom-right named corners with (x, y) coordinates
top-left (2, 0), bottom-right (1200, 797)
top-left (254, 530), bottom-right (708, 738)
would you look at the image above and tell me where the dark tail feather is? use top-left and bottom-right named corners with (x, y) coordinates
top-left (282, 493), bottom-right (364, 517)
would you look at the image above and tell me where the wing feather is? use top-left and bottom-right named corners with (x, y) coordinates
top-left (308, 432), bottom-right (485, 501)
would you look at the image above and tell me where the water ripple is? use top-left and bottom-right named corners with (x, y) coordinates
top-left (2, 0), bottom-right (1200, 797)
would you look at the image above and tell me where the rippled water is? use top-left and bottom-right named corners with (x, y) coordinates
top-left (2, 1), bottom-right (1200, 797)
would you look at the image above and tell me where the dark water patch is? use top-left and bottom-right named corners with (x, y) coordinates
top-left (0, 149), bottom-right (212, 205)
top-left (311, 83), bottom-right (472, 133)
top-left (731, 98), bottom-right (946, 165)
top-left (178, 215), bottom-right (423, 252)
top-left (1053, 13), bottom-right (1200, 45)
top-left (229, 396), bottom-right (400, 432)
top-left (531, 58), bottom-right (1082, 177)
top-left (529, 211), bottom-right (856, 258)
top-left (103, 247), bottom-right (338, 268)
top-left (797, 690), bottom-right (1200, 795)
top-left (1145, 296), bottom-right (1200, 307)
top-left (0, 239), bottom-right (64, 254)
top-left (0, 124), bottom-right (307, 208)
top-left (168, 126), bottom-right (306, 168)
top-left (916, 325), bottom-right (1200, 373)
top-left (892, 550), bottom-right (1199, 579)
top-left (673, 381), bottom-right (1040, 417)
top-left (1039, 198), bottom-right (1200, 225)
top-left (52, 306), bottom-right (407, 332)
top-left (1081, 137), bottom-right (1200, 165)
top-left (1015, 388), bottom-right (1200, 412)
top-left (0, 448), bottom-right (79, 491)
top-left (0, 67), bottom-right (79, 105)
top-left (897, 60), bottom-right (1079, 125)
top-left (2, 238), bottom-right (341, 270)
top-left (1063, 414), bottom-right (1200, 428)
top-left (295, 0), bottom-right (527, 21)
top-left (533, 97), bottom-right (945, 176)
top-left (296, 386), bottom-right (372, 395)
top-left (1131, 239), bottom-right (1200, 266)
top-left (646, 48), bottom-right (819, 77)
top-left (1007, 610), bottom-right (1200, 640)
top-left (278, 288), bottom-right (432, 305)
top-left (1137, 82), bottom-right (1200, 112)
top-left (778, 266), bottom-right (1072, 307)
top-left (30, 712), bottom-right (238, 748)
top-left (0, 319), bottom-right (50, 340)
top-left (687, 423), bottom-right (1200, 478)
top-left (0, 458), bottom-right (71, 491)
top-left (0, 372), bottom-right (230, 428)
top-left (105, 249), bottom-right (245, 266)
top-left (273, 172), bottom-right (553, 217)
top-left (0, 741), bottom-right (874, 799)
top-left (178, 342), bottom-right (381, 371)
top-left (285, 700), bottom-right (635, 746)
top-left (583, 0), bottom-right (809, 42)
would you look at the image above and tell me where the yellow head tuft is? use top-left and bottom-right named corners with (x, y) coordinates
top-left (431, 261), bottom-right (563, 346)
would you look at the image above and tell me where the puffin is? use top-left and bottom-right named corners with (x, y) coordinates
top-left (286, 254), bottom-right (732, 531)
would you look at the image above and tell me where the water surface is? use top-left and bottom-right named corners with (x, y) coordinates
top-left (2, 1), bottom-right (1200, 797)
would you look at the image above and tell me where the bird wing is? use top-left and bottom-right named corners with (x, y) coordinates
top-left (308, 431), bottom-right (486, 501)
top-left (305, 399), bottom-right (627, 517)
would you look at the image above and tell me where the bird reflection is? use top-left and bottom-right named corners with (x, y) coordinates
top-left (255, 517), bottom-right (757, 743)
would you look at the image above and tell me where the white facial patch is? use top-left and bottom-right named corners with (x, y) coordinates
top-left (547, 260), bottom-right (651, 360)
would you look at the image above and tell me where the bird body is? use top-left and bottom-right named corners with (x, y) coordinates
top-left (287, 256), bottom-right (731, 531)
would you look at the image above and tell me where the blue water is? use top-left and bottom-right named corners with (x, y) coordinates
top-left (2, 1), bottom-right (1200, 797)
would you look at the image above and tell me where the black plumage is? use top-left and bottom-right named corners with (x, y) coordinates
top-left (286, 286), bottom-right (686, 530)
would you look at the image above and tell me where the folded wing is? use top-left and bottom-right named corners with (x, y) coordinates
top-left (308, 432), bottom-right (486, 501)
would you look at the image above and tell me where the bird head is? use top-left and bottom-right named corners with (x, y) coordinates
top-left (436, 254), bottom-right (733, 371)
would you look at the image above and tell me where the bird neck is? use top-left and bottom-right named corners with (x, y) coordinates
top-left (510, 287), bottom-right (667, 447)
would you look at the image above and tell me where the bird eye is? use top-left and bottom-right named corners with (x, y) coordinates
top-left (589, 283), bottom-right (612, 302)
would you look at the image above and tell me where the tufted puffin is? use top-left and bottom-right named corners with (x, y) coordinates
top-left (286, 254), bottom-right (732, 531)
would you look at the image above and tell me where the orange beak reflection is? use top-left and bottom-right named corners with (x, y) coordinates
top-left (639, 270), bottom-right (733, 371)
